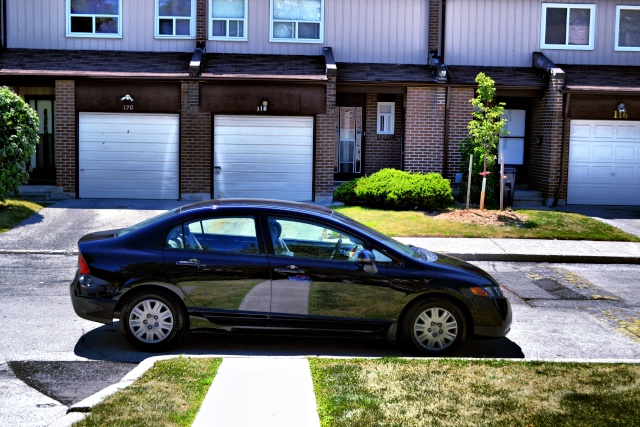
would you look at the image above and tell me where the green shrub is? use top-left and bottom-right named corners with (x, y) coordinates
top-left (0, 87), bottom-right (39, 202)
top-left (354, 168), bottom-right (453, 211)
top-left (333, 179), bottom-right (360, 205)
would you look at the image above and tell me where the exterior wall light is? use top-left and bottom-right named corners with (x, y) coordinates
top-left (615, 102), bottom-right (628, 119)
top-left (258, 98), bottom-right (268, 112)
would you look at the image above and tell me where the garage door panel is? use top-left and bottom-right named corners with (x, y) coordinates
top-left (79, 113), bottom-right (179, 200)
top-left (214, 115), bottom-right (313, 201)
top-left (80, 134), bottom-right (179, 145)
top-left (568, 120), bottom-right (640, 205)
top-left (617, 125), bottom-right (639, 140)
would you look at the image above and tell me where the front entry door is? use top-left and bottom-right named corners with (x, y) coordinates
top-left (334, 107), bottom-right (363, 182)
top-left (27, 98), bottom-right (56, 185)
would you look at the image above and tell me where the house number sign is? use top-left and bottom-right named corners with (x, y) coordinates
top-left (120, 94), bottom-right (135, 111)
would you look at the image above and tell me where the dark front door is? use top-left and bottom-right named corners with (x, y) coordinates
top-left (334, 106), bottom-right (364, 182)
top-left (27, 98), bottom-right (56, 185)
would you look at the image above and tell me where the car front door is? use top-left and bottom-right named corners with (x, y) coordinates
top-left (163, 215), bottom-right (271, 327)
top-left (265, 215), bottom-right (394, 332)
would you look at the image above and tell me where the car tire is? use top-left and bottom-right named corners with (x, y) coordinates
top-left (120, 292), bottom-right (185, 352)
top-left (402, 298), bottom-right (467, 357)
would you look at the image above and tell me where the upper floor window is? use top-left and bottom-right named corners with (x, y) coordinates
top-left (377, 102), bottom-right (395, 135)
top-left (616, 6), bottom-right (640, 51)
top-left (156, 0), bottom-right (196, 38)
top-left (540, 3), bottom-right (595, 50)
top-left (66, 0), bottom-right (122, 38)
top-left (210, 0), bottom-right (247, 41)
top-left (270, 0), bottom-right (324, 43)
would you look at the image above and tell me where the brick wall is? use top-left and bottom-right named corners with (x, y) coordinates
top-left (314, 75), bottom-right (337, 203)
top-left (180, 81), bottom-right (212, 198)
top-left (429, 0), bottom-right (441, 54)
top-left (530, 74), bottom-right (565, 204)
top-left (196, 0), bottom-right (206, 43)
top-left (403, 87), bottom-right (446, 174)
top-left (446, 87), bottom-right (475, 179)
top-left (54, 80), bottom-right (76, 196)
top-left (364, 93), bottom-right (403, 174)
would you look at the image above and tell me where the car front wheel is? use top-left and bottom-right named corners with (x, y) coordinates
top-left (402, 298), bottom-right (467, 356)
top-left (121, 292), bottom-right (185, 352)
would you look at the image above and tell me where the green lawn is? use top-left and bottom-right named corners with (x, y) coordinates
top-left (310, 358), bottom-right (640, 427)
top-left (0, 199), bottom-right (45, 233)
top-left (334, 206), bottom-right (640, 241)
top-left (75, 357), bottom-right (640, 427)
top-left (74, 357), bottom-right (221, 427)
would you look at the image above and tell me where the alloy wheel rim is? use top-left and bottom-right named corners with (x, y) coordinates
top-left (129, 299), bottom-right (174, 343)
top-left (413, 307), bottom-right (458, 351)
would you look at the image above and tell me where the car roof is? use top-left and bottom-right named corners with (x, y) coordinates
top-left (177, 199), bottom-right (336, 218)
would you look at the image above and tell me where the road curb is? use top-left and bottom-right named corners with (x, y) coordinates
top-left (446, 253), bottom-right (640, 264)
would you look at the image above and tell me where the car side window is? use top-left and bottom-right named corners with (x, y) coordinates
top-left (166, 217), bottom-right (258, 254)
top-left (267, 217), bottom-right (364, 261)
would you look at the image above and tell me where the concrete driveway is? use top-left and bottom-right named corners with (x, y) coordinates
top-left (0, 199), bottom-right (184, 252)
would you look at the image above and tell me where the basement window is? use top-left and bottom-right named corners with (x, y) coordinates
top-left (377, 102), bottom-right (395, 135)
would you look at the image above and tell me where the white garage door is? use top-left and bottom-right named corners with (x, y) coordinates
top-left (79, 113), bottom-right (179, 199)
top-left (568, 120), bottom-right (640, 205)
top-left (213, 115), bottom-right (313, 201)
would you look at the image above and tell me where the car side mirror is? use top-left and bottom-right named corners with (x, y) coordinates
top-left (356, 249), bottom-right (378, 274)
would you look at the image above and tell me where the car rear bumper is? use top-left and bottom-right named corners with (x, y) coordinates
top-left (70, 281), bottom-right (116, 324)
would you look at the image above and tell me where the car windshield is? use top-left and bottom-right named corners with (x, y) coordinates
top-left (331, 210), bottom-right (438, 262)
top-left (115, 208), bottom-right (180, 237)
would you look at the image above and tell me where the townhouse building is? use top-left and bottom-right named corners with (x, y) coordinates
top-left (0, 0), bottom-right (638, 206)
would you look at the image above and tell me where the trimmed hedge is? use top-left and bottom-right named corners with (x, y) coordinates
top-left (333, 168), bottom-right (453, 211)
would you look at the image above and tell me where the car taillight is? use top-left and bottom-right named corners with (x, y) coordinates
top-left (78, 253), bottom-right (91, 275)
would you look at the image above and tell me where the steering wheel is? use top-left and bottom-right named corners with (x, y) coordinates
top-left (330, 237), bottom-right (342, 259)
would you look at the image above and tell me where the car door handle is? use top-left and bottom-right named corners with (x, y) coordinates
top-left (176, 259), bottom-right (206, 267)
top-left (274, 265), bottom-right (305, 274)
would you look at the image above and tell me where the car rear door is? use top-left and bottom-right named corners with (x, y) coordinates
top-left (163, 215), bottom-right (271, 326)
top-left (264, 215), bottom-right (394, 332)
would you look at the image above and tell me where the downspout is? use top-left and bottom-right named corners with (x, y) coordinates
top-left (440, 0), bottom-right (446, 62)
top-left (443, 86), bottom-right (451, 178)
top-left (552, 92), bottom-right (570, 207)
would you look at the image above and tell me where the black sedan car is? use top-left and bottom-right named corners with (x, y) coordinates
top-left (70, 199), bottom-right (511, 356)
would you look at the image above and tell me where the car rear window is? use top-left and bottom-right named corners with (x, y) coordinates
top-left (115, 208), bottom-right (180, 237)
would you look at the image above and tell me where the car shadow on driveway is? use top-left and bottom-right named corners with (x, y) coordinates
top-left (74, 322), bottom-right (524, 363)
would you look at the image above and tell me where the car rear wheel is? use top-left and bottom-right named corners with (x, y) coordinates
top-left (402, 298), bottom-right (467, 356)
top-left (121, 292), bottom-right (185, 352)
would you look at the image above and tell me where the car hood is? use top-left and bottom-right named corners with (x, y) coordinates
top-left (431, 252), bottom-right (499, 284)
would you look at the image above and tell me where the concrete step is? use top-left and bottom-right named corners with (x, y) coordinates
top-left (513, 189), bottom-right (545, 207)
top-left (14, 185), bottom-right (68, 202)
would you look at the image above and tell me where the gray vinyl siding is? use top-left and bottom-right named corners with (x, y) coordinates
top-left (7, 0), bottom-right (429, 64)
top-left (209, 0), bottom-right (428, 64)
top-left (7, 0), bottom-right (194, 52)
top-left (445, 0), bottom-right (640, 67)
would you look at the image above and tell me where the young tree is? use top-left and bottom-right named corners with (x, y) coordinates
top-left (461, 73), bottom-right (507, 207)
top-left (0, 87), bottom-right (39, 202)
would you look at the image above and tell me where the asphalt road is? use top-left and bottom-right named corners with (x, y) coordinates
top-left (2, 252), bottom-right (640, 427)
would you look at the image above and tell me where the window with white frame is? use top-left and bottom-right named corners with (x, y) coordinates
top-left (540, 3), bottom-right (595, 50)
top-left (377, 102), bottom-right (395, 135)
top-left (66, 0), bottom-right (121, 37)
top-left (270, 0), bottom-right (324, 43)
top-left (210, 0), bottom-right (247, 40)
top-left (156, 0), bottom-right (196, 38)
top-left (616, 6), bottom-right (640, 51)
